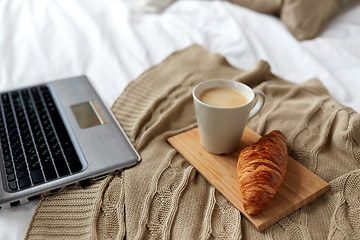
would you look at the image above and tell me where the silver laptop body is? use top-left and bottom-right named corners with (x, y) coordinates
top-left (0, 76), bottom-right (140, 208)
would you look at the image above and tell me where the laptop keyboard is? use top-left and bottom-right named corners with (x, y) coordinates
top-left (0, 85), bottom-right (83, 192)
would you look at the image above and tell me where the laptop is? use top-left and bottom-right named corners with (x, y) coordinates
top-left (0, 75), bottom-right (140, 208)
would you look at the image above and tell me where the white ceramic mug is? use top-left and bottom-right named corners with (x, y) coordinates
top-left (193, 79), bottom-right (265, 154)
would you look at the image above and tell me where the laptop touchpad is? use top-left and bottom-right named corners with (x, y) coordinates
top-left (71, 101), bottom-right (107, 129)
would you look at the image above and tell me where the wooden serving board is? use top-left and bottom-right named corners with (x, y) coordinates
top-left (167, 127), bottom-right (330, 232)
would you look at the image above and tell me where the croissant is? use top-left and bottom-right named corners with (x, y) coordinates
top-left (237, 130), bottom-right (287, 215)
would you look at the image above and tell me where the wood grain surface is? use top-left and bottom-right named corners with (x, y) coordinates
top-left (167, 127), bottom-right (330, 232)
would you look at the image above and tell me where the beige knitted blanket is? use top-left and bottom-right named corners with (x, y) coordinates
top-left (26, 45), bottom-right (360, 239)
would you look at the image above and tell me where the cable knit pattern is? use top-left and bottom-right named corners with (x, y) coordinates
top-left (26, 44), bottom-right (360, 239)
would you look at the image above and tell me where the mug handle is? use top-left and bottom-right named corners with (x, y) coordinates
top-left (248, 89), bottom-right (265, 120)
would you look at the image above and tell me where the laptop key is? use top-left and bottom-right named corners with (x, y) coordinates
top-left (67, 155), bottom-right (82, 172)
top-left (30, 169), bottom-right (45, 184)
top-left (1, 93), bottom-right (9, 102)
top-left (3, 148), bottom-right (10, 155)
top-left (3, 155), bottom-right (11, 162)
top-left (43, 164), bottom-right (57, 181)
top-left (6, 167), bottom-right (14, 175)
top-left (8, 181), bottom-right (18, 190)
top-left (15, 161), bottom-right (27, 171)
top-left (40, 155), bottom-right (52, 166)
top-left (53, 155), bottom-right (70, 176)
top-left (18, 177), bottom-right (31, 189)
top-left (29, 161), bottom-right (41, 170)
top-left (4, 161), bottom-right (13, 168)
top-left (7, 173), bottom-right (15, 182)
top-left (16, 169), bottom-right (29, 179)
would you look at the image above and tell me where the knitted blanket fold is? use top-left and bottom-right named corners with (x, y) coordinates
top-left (26, 44), bottom-right (360, 239)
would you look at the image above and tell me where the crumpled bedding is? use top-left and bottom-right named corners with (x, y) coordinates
top-left (0, 0), bottom-right (360, 239)
top-left (131, 0), bottom-right (358, 40)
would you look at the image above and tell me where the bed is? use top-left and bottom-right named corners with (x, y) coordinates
top-left (0, 0), bottom-right (360, 239)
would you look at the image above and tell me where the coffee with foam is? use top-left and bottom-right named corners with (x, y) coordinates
top-left (199, 87), bottom-right (248, 108)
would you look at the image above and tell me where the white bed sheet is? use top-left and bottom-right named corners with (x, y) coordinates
top-left (0, 0), bottom-right (359, 239)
